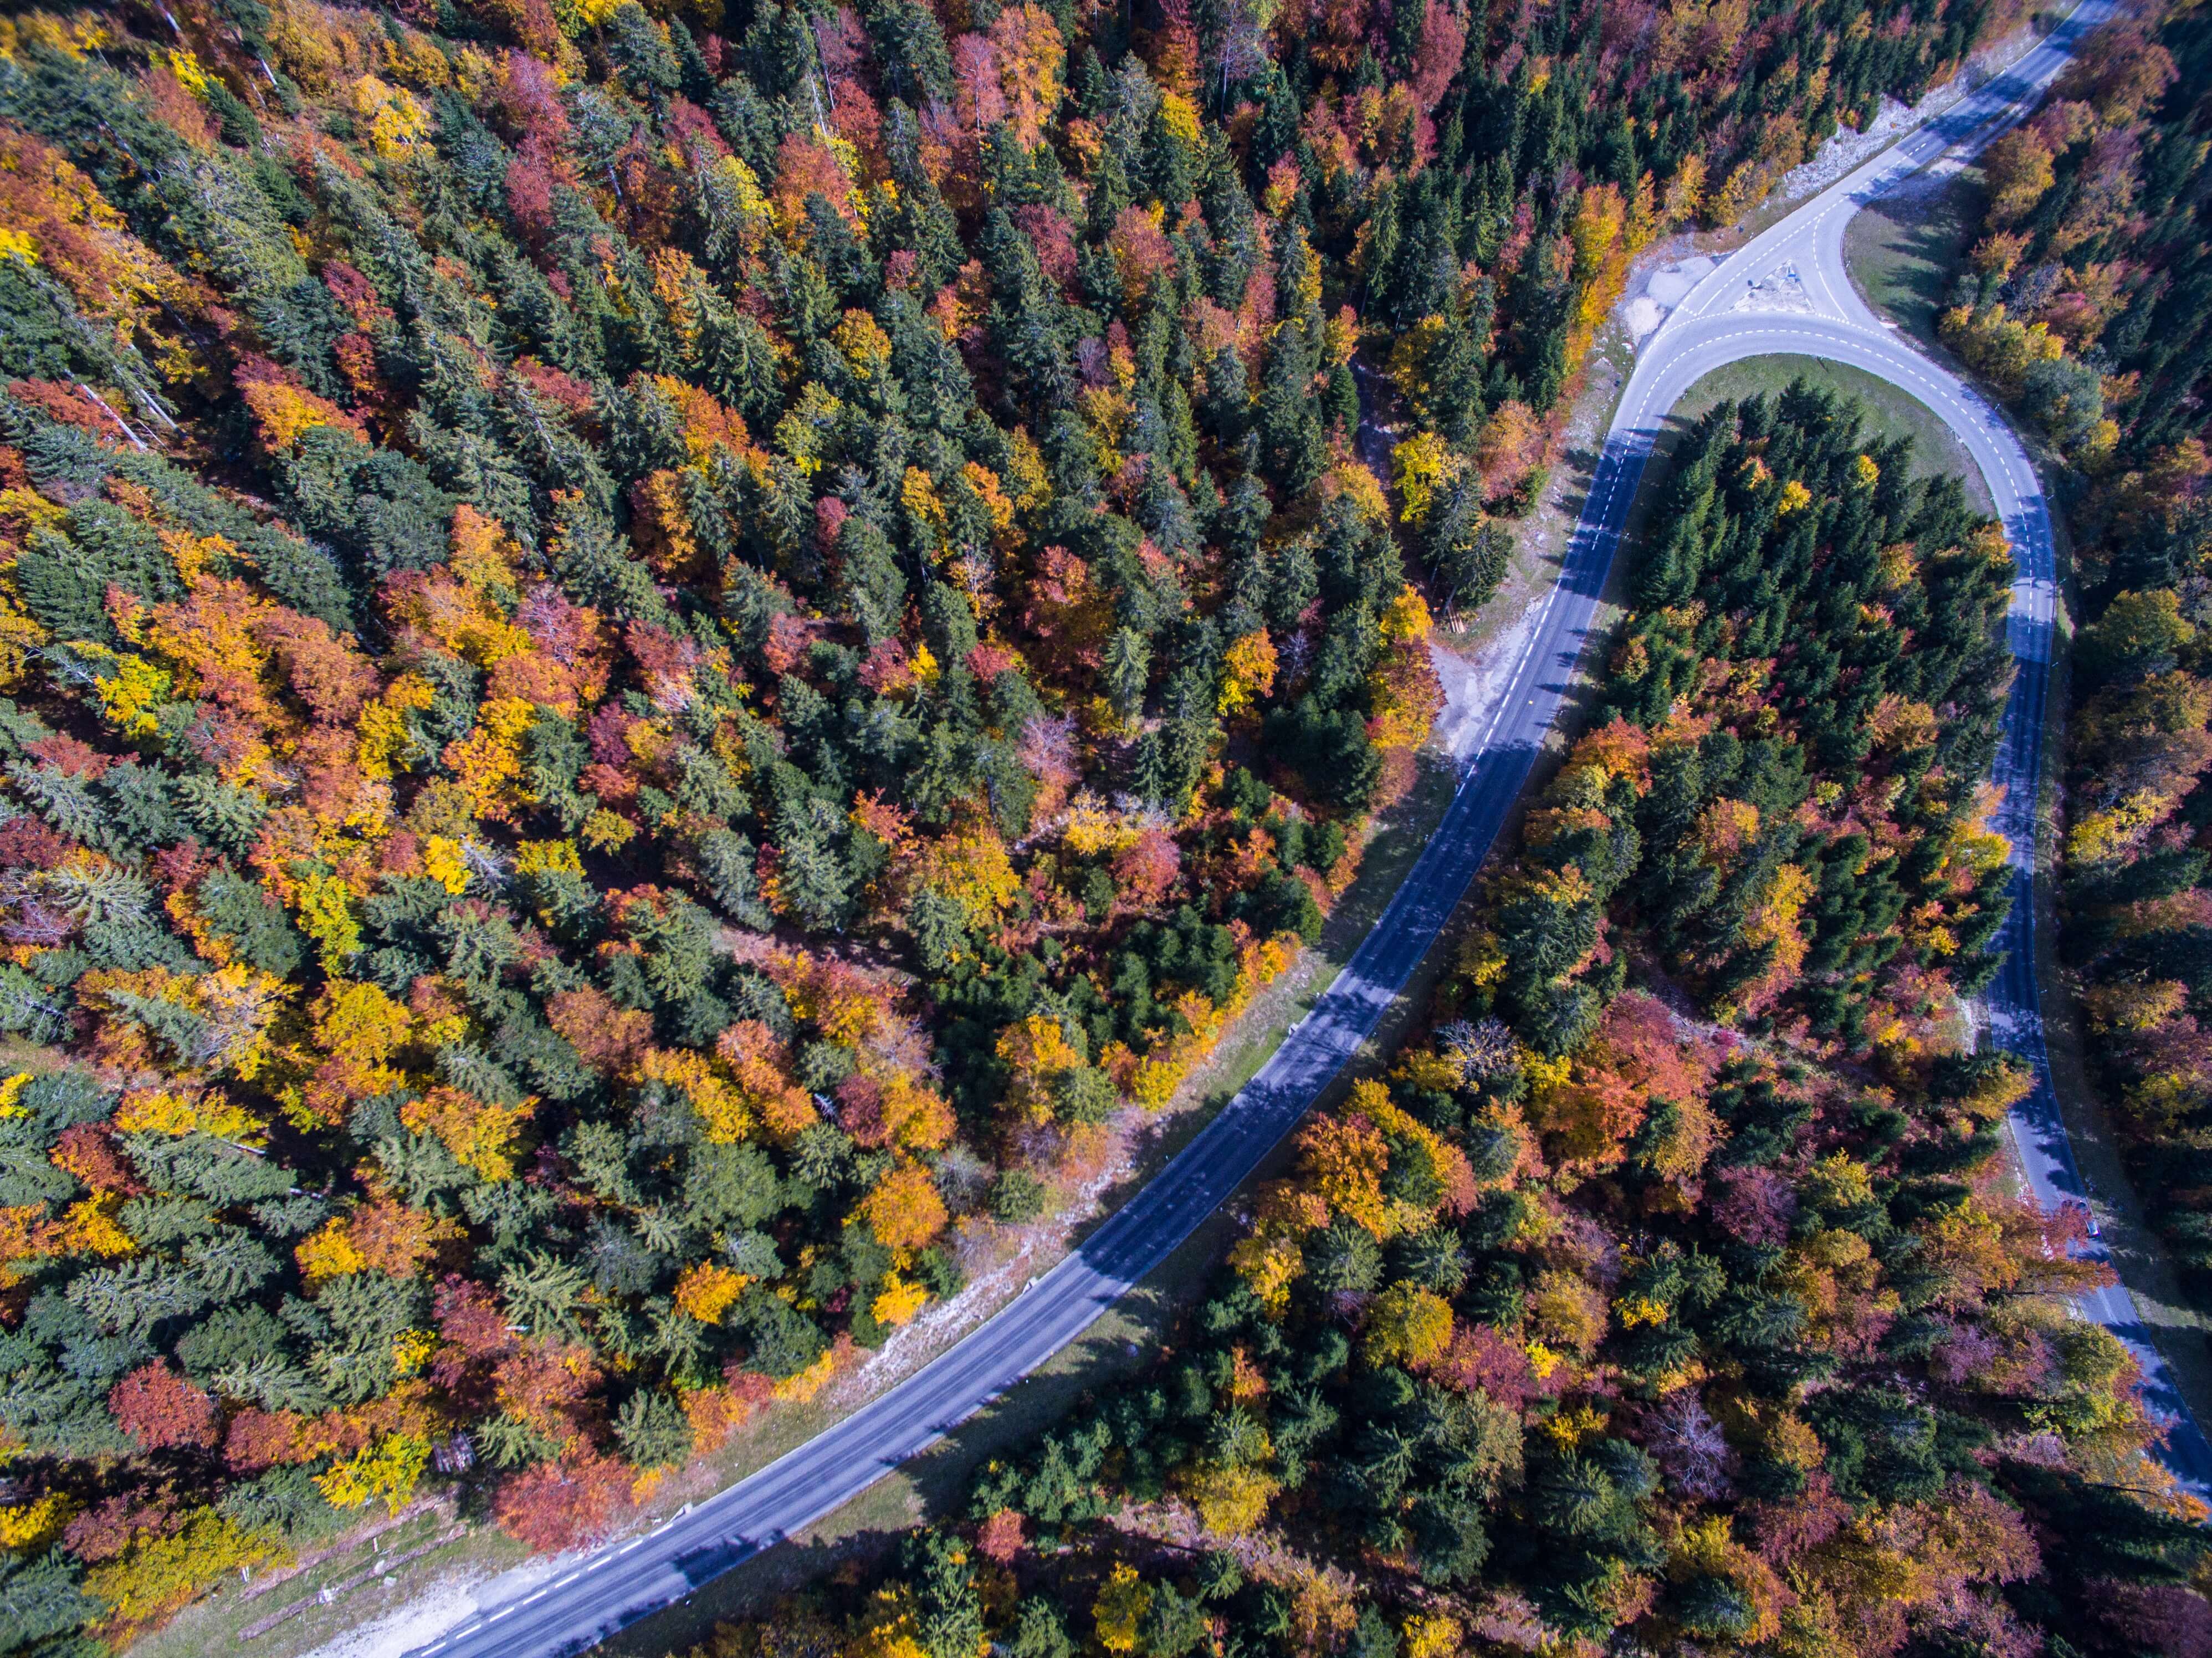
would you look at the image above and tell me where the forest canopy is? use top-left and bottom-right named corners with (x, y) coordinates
top-left (645, 383), bottom-right (2209, 1658)
top-left (0, 0), bottom-right (2047, 1646)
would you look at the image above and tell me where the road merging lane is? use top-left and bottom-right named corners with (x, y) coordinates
top-left (405, 16), bottom-right (2205, 1656)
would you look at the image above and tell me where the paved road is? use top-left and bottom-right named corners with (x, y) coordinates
top-left (1607, 0), bottom-right (2212, 1497)
top-left (403, 16), bottom-right (2200, 1657)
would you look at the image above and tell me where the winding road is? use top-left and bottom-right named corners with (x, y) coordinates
top-left (1604, 0), bottom-right (2212, 1497)
top-left (401, 12), bottom-right (2204, 1656)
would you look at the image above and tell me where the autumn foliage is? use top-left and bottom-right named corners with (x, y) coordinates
top-left (0, 0), bottom-right (2134, 1643)
top-left (670, 360), bottom-right (2205, 1658)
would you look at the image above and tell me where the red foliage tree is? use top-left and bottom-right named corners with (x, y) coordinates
top-left (494, 1342), bottom-right (602, 1442)
top-left (1425, 1323), bottom-right (1543, 1411)
top-left (1112, 829), bottom-right (1182, 909)
top-left (976, 1507), bottom-right (1027, 1563)
top-left (50, 1123), bottom-right (141, 1195)
top-left (435, 1274), bottom-right (518, 1362)
top-left (493, 1451), bottom-right (635, 1552)
top-left (952, 34), bottom-right (1008, 137)
top-left (546, 985), bottom-right (654, 1076)
top-left (110, 1362), bottom-right (220, 1452)
top-left (1410, 1), bottom-right (1466, 110)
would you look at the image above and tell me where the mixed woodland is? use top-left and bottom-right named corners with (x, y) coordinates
top-left (0, 0), bottom-right (2177, 1646)
top-left (658, 383), bottom-right (2211, 1658)
top-left (1931, 2), bottom-right (2212, 1324)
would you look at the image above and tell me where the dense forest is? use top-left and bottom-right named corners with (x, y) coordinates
top-left (1932, 2), bottom-right (2212, 1319)
top-left (657, 386), bottom-right (2211, 1658)
top-left (0, 0), bottom-right (2026, 1643)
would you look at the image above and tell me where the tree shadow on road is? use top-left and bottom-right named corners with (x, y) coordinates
top-left (1847, 175), bottom-right (1979, 346)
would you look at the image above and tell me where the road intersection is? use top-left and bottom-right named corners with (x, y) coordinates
top-left (402, 12), bottom-right (2206, 1654)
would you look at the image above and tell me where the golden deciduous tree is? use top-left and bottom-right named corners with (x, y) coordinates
top-left (1982, 130), bottom-right (2057, 227)
top-left (861, 1164), bottom-right (949, 1250)
top-left (1093, 1563), bottom-right (1151, 1652)
top-left (996, 1014), bottom-right (1087, 1127)
top-left (1362, 1282), bottom-right (1453, 1366)
top-left (1295, 1112), bottom-right (1393, 1237)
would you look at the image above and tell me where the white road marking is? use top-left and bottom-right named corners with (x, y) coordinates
top-left (407, 11), bottom-right (2200, 1657)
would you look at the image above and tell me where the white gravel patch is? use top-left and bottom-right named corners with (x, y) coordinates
top-left (1621, 255), bottom-right (1718, 344)
top-left (1730, 263), bottom-right (1820, 314)
top-left (1621, 296), bottom-right (1665, 344)
top-left (1779, 96), bottom-right (1918, 199)
top-left (300, 1555), bottom-right (575, 1658)
top-left (1428, 592), bottom-right (1549, 767)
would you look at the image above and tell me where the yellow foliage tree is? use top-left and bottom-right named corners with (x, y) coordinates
top-left (84, 1509), bottom-right (275, 1643)
top-left (921, 815), bottom-right (1021, 927)
top-left (996, 1014), bottom-right (1087, 1127)
top-left (861, 1163), bottom-right (948, 1250)
top-left (1982, 129), bottom-right (2056, 226)
top-left (674, 1262), bottom-right (748, 1324)
top-left (1363, 1282), bottom-right (1454, 1366)
top-left (353, 75), bottom-right (431, 158)
top-left (1392, 431), bottom-right (1456, 526)
top-left (1298, 1111), bottom-right (1394, 1237)
top-left (1228, 1232), bottom-right (1304, 1314)
top-left (1402, 1614), bottom-right (1461, 1658)
top-left (1379, 585), bottom-right (1433, 644)
top-left (871, 1274), bottom-right (930, 1327)
top-left (316, 1432), bottom-right (432, 1512)
top-left (641, 1046), bottom-right (753, 1144)
top-left (1094, 1563), bottom-right (1152, 1653)
top-left (443, 695), bottom-right (538, 823)
top-left (400, 1086), bottom-right (529, 1181)
top-left (1218, 630), bottom-right (1279, 714)
top-left (1181, 1461), bottom-right (1281, 1536)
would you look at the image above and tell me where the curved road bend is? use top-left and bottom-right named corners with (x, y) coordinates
top-left (406, 14), bottom-right (2194, 1658)
top-left (1612, 318), bottom-right (2212, 1496)
top-left (1615, 0), bottom-right (2212, 1492)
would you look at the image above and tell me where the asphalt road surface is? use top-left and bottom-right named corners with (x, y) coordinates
top-left (1604, 0), bottom-right (2212, 1497)
top-left (405, 12), bottom-right (2203, 1656)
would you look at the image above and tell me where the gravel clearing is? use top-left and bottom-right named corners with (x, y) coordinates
top-left (1427, 596), bottom-right (1549, 766)
top-left (1779, 18), bottom-right (2057, 200)
top-left (301, 1557), bottom-right (572, 1658)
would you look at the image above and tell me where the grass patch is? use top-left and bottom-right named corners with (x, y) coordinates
top-left (1844, 171), bottom-right (1983, 347)
top-left (131, 1502), bottom-right (505, 1658)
